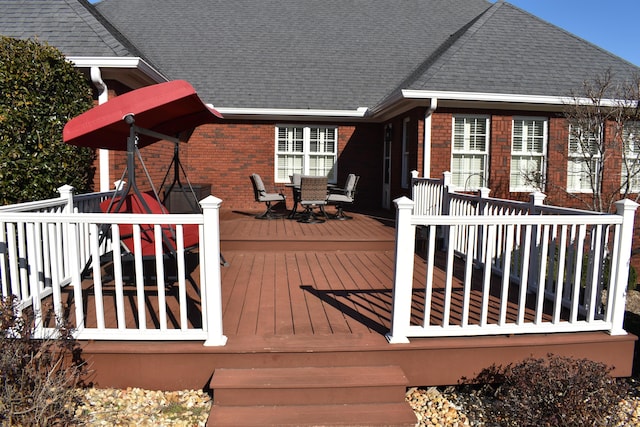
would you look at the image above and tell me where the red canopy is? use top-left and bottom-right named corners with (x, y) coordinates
top-left (63, 80), bottom-right (222, 150)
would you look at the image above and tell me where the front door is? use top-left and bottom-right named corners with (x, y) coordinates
top-left (382, 124), bottom-right (392, 210)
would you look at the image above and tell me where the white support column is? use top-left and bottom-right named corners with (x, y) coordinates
top-left (423, 98), bottom-right (437, 178)
top-left (200, 195), bottom-right (227, 346)
top-left (90, 66), bottom-right (111, 192)
top-left (610, 199), bottom-right (639, 335)
top-left (386, 196), bottom-right (416, 344)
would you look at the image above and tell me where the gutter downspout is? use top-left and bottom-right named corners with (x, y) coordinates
top-left (90, 66), bottom-right (110, 192)
top-left (423, 98), bottom-right (437, 178)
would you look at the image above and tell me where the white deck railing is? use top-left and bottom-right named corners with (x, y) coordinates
top-left (387, 172), bottom-right (638, 343)
top-left (0, 185), bottom-right (226, 346)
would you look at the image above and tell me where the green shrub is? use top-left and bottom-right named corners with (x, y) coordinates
top-left (0, 296), bottom-right (88, 426)
top-left (0, 36), bottom-right (95, 205)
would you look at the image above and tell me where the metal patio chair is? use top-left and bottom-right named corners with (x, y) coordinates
top-left (327, 174), bottom-right (359, 220)
top-left (250, 173), bottom-right (286, 219)
top-left (297, 176), bottom-right (328, 223)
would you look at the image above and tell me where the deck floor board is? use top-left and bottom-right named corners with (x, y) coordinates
top-left (58, 210), bottom-right (565, 338)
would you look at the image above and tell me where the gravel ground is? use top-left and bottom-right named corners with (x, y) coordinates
top-left (75, 388), bottom-right (212, 426)
top-left (75, 290), bottom-right (640, 426)
top-left (407, 382), bottom-right (640, 427)
top-left (74, 384), bottom-right (640, 426)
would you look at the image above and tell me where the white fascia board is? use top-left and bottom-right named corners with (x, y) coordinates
top-left (66, 56), bottom-right (167, 83)
top-left (216, 106), bottom-right (369, 120)
top-left (401, 89), bottom-right (626, 108)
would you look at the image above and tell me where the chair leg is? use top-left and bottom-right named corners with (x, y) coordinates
top-left (297, 206), bottom-right (325, 223)
top-left (256, 201), bottom-right (279, 219)
top-left (288, 200), bottom-right (299, 219)
top-left (332, 204), bottom-right (353, 220)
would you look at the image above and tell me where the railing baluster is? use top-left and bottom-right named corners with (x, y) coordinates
top-left (443, 225), bottom-right (456, 328)
top-left (462, 224), bottom-right (476, 328)
top-left (111, 225), bottom-right (126, 330)
top-left (133, 225), bottom-right (146, 331)
top-left (90, 223), bottom-right (106, 330)
top-left (480, 225), bottom-right (496, 327)
top-left (517, 223), bottom-right (532, 324)
top-left (423, 225), bottom-right (436, 327)
top-left (498, 225), bottom-right (514, 326)
top-left (570, 225), bottom-right (587, 323)
top-left (154, 225), bottom-right (167, 331)
top-left (176, 225), bottom-right (189, 331)
top-left (553, 225), bottom-right (568, 324)
top-left (48, 222), bottom-right (63, 321)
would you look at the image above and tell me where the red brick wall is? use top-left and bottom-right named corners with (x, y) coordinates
top-left (103, 120), bottom-right (383, 212)
top-left (430, 111), bottom-right (452, 177)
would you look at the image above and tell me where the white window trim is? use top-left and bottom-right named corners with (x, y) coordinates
top-left (274, 124), bottom-right (338, 184)
top-left (450, 115), bottom-right (490, 191)
top-left (567, 124), bottom-right (601, 194)
top-left (621, 121), bottom-right (640, 193)
top-left (509, 116), bottom-right (547, 192)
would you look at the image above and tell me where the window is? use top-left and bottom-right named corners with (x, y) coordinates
top-left (451, 115), bottom-right (489, 189)
top-left (622, 121), bottom-right (640, 193)
top-left (275, 125), bottom-right (337, 183)
top-left (510, 117), bottom-right (547, 192)
top-left (567, 125), bottom-right (601, 192)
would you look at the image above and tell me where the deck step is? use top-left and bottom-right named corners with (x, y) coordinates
top-left (207, 366), bottom-right (416, 426)
top-left (207, 403), bottom-right (417, 426)
top-left (210, 365), bottom-right (409, 406)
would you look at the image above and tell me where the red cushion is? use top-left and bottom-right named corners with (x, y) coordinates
top-left (100, 192), bottom-right (199, 257)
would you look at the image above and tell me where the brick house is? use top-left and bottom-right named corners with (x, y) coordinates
top-left (2, 0), bottom-right (640, 258)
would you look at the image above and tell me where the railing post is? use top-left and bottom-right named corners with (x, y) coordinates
top-left (386, 196), bottom-right (416, 344)
top-left (529, 191), bottom-right (546, 214)
top-left (610, 199), bottom-right (639, 335)
top-left (200, 195), bottom-right (228, 346)
top-left (57, 185), bottom-right (75, 213)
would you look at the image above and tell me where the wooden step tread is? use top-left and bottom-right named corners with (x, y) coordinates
top-left (210, 365), bottom-right (408, 389)
top-left (207, 403), bottom-right (417, 427)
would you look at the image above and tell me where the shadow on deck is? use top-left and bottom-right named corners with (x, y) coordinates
top-left (77, 209), bottom-right (636, 391)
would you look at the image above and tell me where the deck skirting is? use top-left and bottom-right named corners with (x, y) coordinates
top-left (79, 331), bottom-right (636, 390)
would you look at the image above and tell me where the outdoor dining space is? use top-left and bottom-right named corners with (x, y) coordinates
top-left (250, 173), bottom-right (359, 223)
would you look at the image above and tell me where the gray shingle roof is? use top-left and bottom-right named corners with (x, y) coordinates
top-left (94, 0), bottom-right (493, 109)
top-left (0, 0), bottom-right (140, 57)
top-left (4, 0), bottom-right (639, 111)
top-left (405, 2), bottom-right (640, 97)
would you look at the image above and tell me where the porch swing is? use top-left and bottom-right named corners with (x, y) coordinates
top-left (63, 80), bottom-right (223, 266)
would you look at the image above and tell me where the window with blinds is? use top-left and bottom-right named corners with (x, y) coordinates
top-left (567, 125), bottom-right (601, 192)
top-left (275, 125), bottom-right (337, 183)
top-left (510, 117), bottom-right (547, 192)
top-left (451, 115), bottom-right (489, 189)
top-left (622, 121), bottom-right (640, 193)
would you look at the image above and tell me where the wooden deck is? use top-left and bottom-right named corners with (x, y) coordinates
top-left (78, 208), bottom-right (637, 394)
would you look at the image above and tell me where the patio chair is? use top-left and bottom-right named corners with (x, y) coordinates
top-left (297, 176), bottom-right (328, 223)
top-left (250, 173), bottom-right (286, 219)
top-left (288, 173), bottom-right (302, 218)
top-left (327, 174), bottom-right (359, 220)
